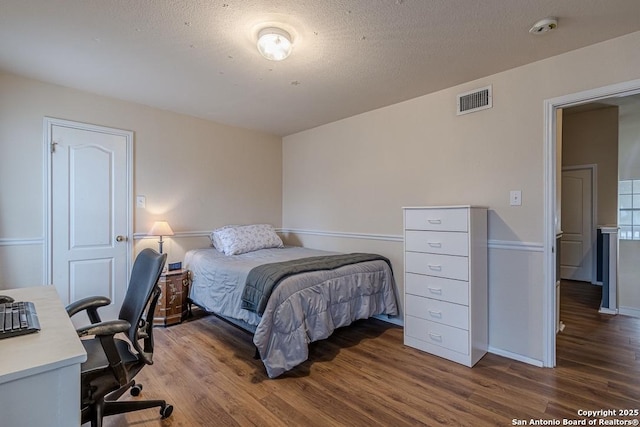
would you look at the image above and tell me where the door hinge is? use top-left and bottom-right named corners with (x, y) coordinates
top-left (51, 142), bottom-right (58, 153)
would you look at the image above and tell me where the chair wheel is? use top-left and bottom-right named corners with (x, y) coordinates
top-left (160, 404), bottom-right (173, 419)
top-left (130, 384), bottom-right (143, 396)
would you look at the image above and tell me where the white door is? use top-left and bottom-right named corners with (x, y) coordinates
top-left (560, 168), bottom-right (594, 282)
top-left (46, 118), bottom-right (132, 322)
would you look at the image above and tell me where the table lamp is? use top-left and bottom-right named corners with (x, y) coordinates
top-left (147, 221), bottom-right (174, 254)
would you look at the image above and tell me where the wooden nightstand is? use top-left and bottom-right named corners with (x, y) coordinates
top-left (154, 269), bottom-right (190, 326)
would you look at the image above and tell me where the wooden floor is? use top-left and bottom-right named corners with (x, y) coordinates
top-left (102, 280), bottom-right (640, 426)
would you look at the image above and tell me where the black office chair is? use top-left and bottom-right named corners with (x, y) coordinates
top-left (66, 248), bottom-right (173, 427)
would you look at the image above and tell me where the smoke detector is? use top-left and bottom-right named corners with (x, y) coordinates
top-left (529, 17), bottom-right (558, 35)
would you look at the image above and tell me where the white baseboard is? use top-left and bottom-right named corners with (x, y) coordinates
top-left (598, 306), bottom-right (618, 315)
top-left (372, 320), bottom-right (547, 368)
top-left (487, 346), bottom-right (544, 367)
top-left (618, 306), bottom-right (640, 318)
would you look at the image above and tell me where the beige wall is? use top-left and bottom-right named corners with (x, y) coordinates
top-left (283, 31), bottom-right (640, 363)
top-left (3, 29), bottom-right (640, 365)
top-left (562, 106), bottom-right (619, 226)
top-left (619, 108), bottom-right (640, 180)
top-left (0, 71), bottom-right (282, 288)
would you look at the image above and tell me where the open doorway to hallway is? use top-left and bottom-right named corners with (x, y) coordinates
top-left (553, 91), bottom-right (640, 365)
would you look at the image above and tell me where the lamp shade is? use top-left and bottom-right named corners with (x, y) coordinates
top-left (257, 27), bottom-right (292, 61)
top-left (147, 221), bottom-right (174, 237)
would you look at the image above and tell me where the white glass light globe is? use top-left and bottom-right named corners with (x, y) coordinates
top-left (257, 27), bottom-right (292, 61)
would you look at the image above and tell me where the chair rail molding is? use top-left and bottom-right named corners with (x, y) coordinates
top-left (0, 237), bottom-right (44, 246)
top-left (279, 228), bottom-right (543, 251)
top-left (132, 227), bottom-right (545, 252)
top-left (278, 228), bottom-right (403, 242)
top-left (133, 230), bottom-right (211, 240)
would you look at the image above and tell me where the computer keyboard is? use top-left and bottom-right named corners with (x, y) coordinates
top-left (0, 301), bottom-right (41, 339)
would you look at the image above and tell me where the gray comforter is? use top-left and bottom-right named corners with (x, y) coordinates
top-left (184, 247), bottom-right (398, 378)
top-left (242, 252), bottom-right (393, 315)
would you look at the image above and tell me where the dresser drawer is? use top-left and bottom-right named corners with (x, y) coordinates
top-left (405, 296), bottom-right (469, 330)
top-left (405, 208), bottom-right (468, 232)
top-left (405, 273), bottom-right (469, 305)
top-left (405, 316), bottom-right (469, 355)
top-left (405, 252), bottom-right (469, 281)
top-left (405, 230), bottom-right (468, 256)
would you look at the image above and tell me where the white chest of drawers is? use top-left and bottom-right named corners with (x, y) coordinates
top-left (403, 206), bottom-right (487, 367)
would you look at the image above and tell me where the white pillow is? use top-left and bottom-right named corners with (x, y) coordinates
top-left (212, 224), bottom-right (283, 255)
top-left (209, 225), bottom-right (237, 252)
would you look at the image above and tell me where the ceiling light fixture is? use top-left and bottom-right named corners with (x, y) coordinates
top-left (257, 27), bottom-right (292, 61)
top-left (529, 17), bottom-right (558, 35)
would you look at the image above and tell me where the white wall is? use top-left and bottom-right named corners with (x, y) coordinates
top-left (618, 107), bottom-right (640, 315)
top-left (282, 31), bottom-right (640, 363)
top-left (0, 71), bottom-right (282, 289)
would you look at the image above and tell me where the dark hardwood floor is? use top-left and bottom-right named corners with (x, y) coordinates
top-left (102, 280), bottom-right (640, 426)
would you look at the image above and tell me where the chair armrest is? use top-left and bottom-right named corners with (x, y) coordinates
top-left (66, 295), bottom-right (111, 323)
top-left (78, 319), bottom-right (131, 385)
top-left (76, 319), bottom-right (130, 338)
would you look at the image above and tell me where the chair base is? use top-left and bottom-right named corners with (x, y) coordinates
top-left (82, 381), bottom-right (173, 427)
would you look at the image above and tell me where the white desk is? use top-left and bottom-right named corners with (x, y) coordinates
top-left (0, 286), bottom-right (87, 426)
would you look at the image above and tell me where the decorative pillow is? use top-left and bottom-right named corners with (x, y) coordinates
top-left (209, 225), bottom-right (237, 251)
top-left (212, 224), bottom-right (284, 256)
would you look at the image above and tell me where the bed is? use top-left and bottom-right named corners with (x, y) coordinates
top-left (184, 224), bottom-right (398, 378)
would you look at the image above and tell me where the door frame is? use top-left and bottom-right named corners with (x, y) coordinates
top-left (561, 164), bottom-right (598, 284)
top-left (543, 78), bottom-right (640, 367)
top-left (43, 117), bottom-right (134, 286)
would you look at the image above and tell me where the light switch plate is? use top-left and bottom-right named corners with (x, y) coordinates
top-left (136, 195), bottom-right (146, 208)
top-left (510, 190), bottom-right (522, 206)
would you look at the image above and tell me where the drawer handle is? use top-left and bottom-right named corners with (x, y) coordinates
top-left (428, 310), bottom-right (442, 318)
top-left (427, 242), bottom-right (442, 248)
top-left (428, 332), bottom-right (443, 342)
top-left (427, 219), bottom-right (442, 224)
top-left (427, 287), bottom-right (442, 294)
top-left (428, 264), bottom-right (442, 271)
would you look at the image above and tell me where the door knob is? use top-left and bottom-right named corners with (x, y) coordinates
top-left (116, 235), bottom-right (126, 242)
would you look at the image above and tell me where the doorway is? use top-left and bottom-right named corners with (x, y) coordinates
top-left (44, 118), bottom-right (133, 322)
top-left (543, 80), bottom-right (640, 367)
top-left (544, 78), bottom-right (640, 367)
top-left (560, 166), bottom-right (596, 283)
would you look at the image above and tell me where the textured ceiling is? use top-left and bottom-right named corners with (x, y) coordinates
top-left (1, 1), bottom-right (639, 136)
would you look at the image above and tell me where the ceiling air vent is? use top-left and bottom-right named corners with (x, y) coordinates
top-left (457, 85), bottom-right (492, 115)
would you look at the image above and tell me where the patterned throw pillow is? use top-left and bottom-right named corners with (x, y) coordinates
top-left (211, 224), bottom-right (284, 255)
top-left (209, 225), bottom-right (237, 251)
